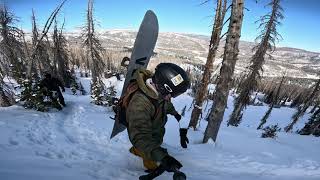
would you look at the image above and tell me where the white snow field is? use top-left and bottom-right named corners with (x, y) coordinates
top-left (1, 76), bottom-right (320, 180)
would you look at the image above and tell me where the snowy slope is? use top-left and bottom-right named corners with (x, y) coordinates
top-left (1, 77), bottom-right (320, 180)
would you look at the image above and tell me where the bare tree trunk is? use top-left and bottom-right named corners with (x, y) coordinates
top-left (258, 104), bottom-right (274, 129)
top-left (0, 75), bottom-right (12, 107)
top-left (0, 91), bottom-right (11, 107)
top-left (189, 0), bottom-right (227, 129)
top-left (203, 0), bottom-right (244, 143)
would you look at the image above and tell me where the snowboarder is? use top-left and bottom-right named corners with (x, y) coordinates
top-left (39, 73), bottom-right (66, 107)
top-left (126, 63), bottom-right (190, 173)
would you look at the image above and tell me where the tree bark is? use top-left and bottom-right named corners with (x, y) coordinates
top-left (203, 0), bottom-right (244, 143)
top-left (0, 77), bottom-right (12, 107)
top-left (189, 0), bottom-right (227, 129)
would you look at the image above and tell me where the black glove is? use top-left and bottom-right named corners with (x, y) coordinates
top-left (174, 113), bottom-right (181, 122)
top-left (161, 155), bottom-right (183, 172)
top-left (62, 88), bottom-right (65, 92)
top-left (180, 128), bottom-right (189, 148)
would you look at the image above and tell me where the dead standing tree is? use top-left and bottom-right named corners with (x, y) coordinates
top-left (0, 5), bottom-right (25, 83)
top-left (26, 0), bottom-right (66, 79)
top-left (228, 0), bottom-right (284, 126)
top-left (69, 47), bottom-right (81, 71)
top-left (0, 4), bottom-right (26, 106)
top-left (203, 0), bottom-right (244, 143)
top-left (82, 0), bottom-right (106, 104)
top-left (19, 1), bottom-right (66, 110)
top-left (188, 0), bottom-right (227, 130)
top-left (30, 9), bottom-right (52, 77)
top-left (52, 19), bottom-right (70, 87)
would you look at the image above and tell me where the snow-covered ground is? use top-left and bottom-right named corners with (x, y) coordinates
top-left (0, 76), bottom-right (320, 180)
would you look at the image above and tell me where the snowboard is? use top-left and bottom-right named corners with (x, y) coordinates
top-left (110, 10), bottom-right (159, 139)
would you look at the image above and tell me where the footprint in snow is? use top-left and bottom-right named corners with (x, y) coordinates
top-left (35, 151), bottom-right (54, 159)
top-left (9, 138), bottom-right (19, 146)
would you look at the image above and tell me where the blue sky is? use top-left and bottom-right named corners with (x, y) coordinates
top-left (3, 0), bottom-right (320, 52)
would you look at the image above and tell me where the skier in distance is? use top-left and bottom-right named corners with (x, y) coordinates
top-left (39, 73), bottom-right (66, 107)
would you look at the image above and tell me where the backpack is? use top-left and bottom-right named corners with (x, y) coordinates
top-left (112, 81), bottom-right (161, 127)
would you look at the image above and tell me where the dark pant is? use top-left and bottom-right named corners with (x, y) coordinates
top-left (56, 90), bottom-right (66, 106)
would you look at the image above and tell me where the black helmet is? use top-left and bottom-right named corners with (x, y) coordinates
top-left (153, 63), bottom-right (190, 98)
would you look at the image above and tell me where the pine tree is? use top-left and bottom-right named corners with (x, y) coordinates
top-left (30, 9), bottom-right (51, 77)
top-left (228, 0), bottom-right (284, 126)
top-left (20, 1), bottom-right (66, 111)
top-left (0, 5), bottom-right (26, 106)
top-left (261, 124), bottom-right (281, 138)
top-left (69, 47), bottom-right (81, 71)
top-left (285, 79), bottom-right (320, 132)
top-left (299, 107), bottom-right (320, 136)
top-left (20, 79), bottom-right (53, 112)
top-left (20, 79), bottom-right (34, 108)
top-left (105, 85), bottom-right (117, 106)
top-left (91, 79), bottom-right (104, 105)
top-left (82, 0), bottom-right (106, 104)
top-left (0, 5), bottom-right (25, 84)
top-left (31, 83), bottom-right (48, 112)
top-left (52, 19), bottom-right (70, 87)
top-left (26, 1), bottom-right (66, 79)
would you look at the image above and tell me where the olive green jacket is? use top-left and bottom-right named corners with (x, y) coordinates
top-left (126, 69), bottom-right (178, 162)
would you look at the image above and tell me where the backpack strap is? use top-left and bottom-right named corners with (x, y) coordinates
top-left (114, 81), bottom-right (139, 127)
top-left (122, 82), bottom-right (139, 108)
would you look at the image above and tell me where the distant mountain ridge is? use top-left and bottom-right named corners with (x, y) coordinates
top-left (46, 29), bottom-right (320, 79)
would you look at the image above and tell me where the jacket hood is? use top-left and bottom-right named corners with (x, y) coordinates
top-left (132, 68), bottom-right (158, 99)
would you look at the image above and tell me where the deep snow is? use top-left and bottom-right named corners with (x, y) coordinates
top-left (0, 76), bottom-right (320, 180)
